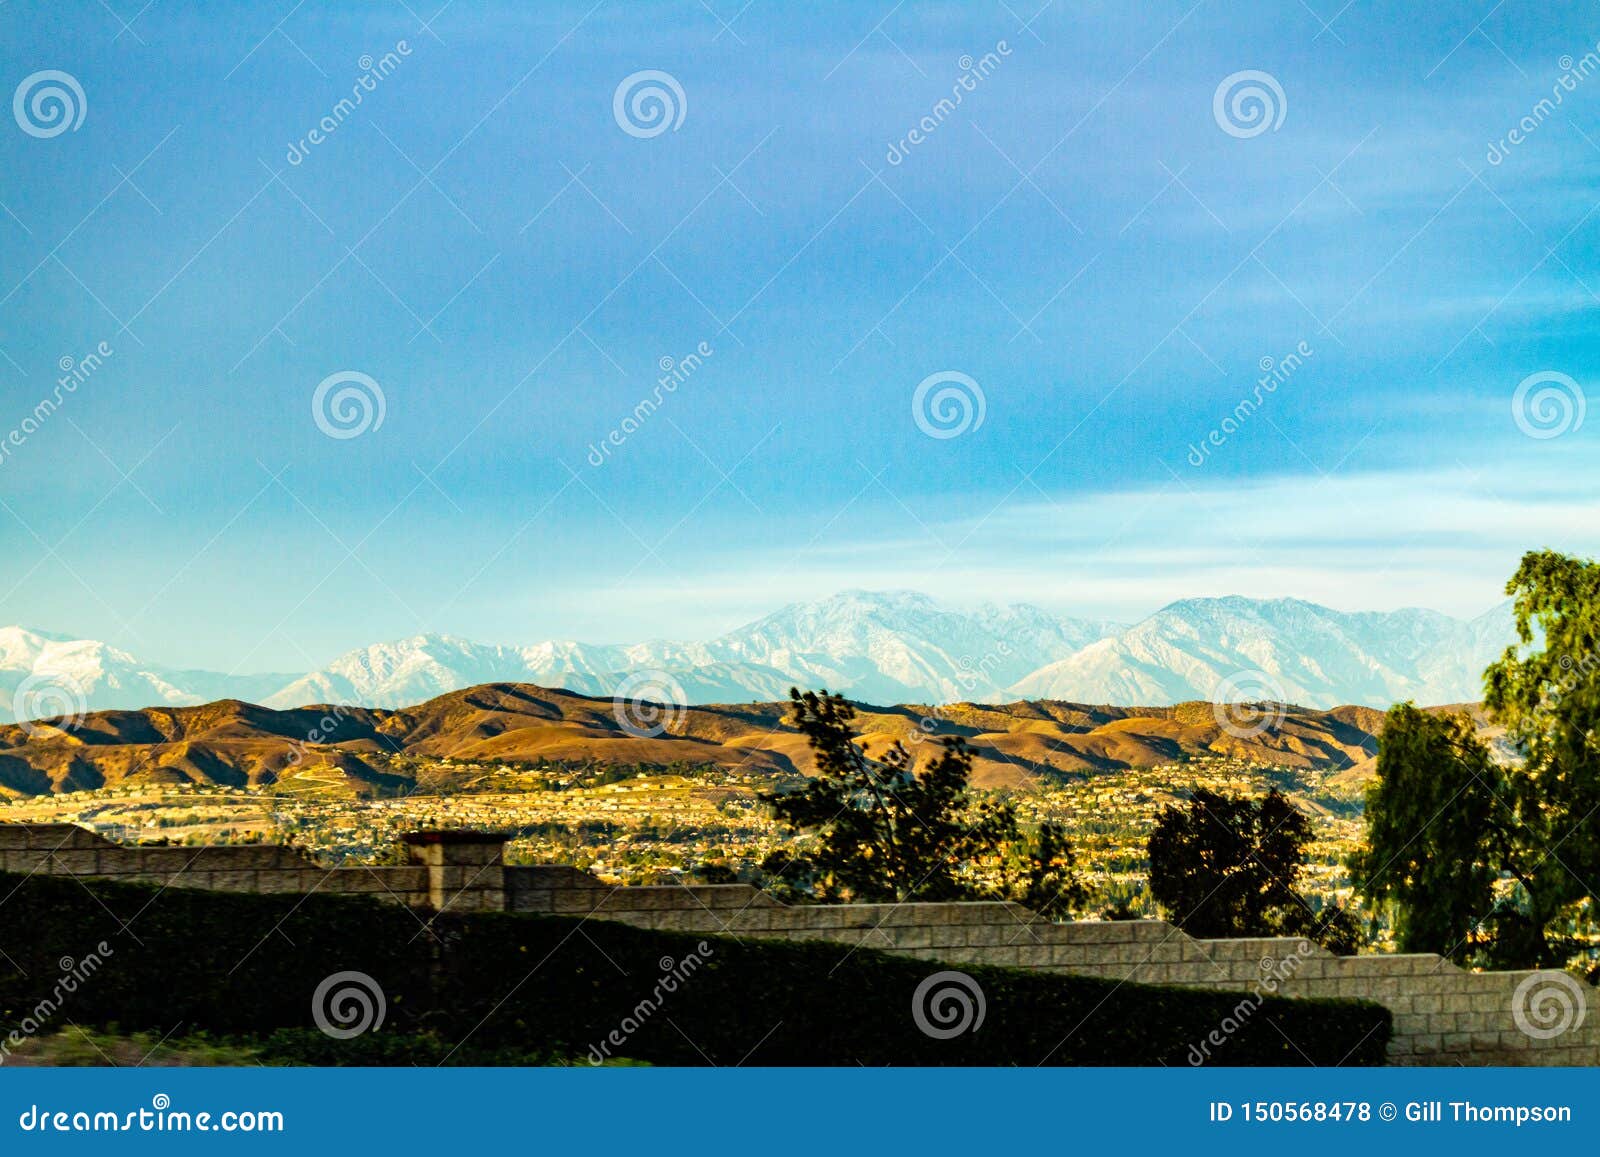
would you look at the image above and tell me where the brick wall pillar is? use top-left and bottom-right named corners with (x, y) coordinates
top-left (401, 831), bottom-right (508, 912)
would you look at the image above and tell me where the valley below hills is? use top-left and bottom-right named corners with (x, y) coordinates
top-left (2, 680), bottom-right (1472, 918)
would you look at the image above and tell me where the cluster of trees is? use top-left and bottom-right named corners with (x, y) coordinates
top-left (756, 689), bottom-right (1085, 916)
top-left (757, 689), bottom-right (1339, 934)
top-left (1354, 550), bottom-right (1600, 970)
top-left (753, 550), bottom-right (1600, 974)
top-left (748, 692), bottom-right (1382, 952)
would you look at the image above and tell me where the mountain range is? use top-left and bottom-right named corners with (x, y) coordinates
top-left (0, 684), bottom-right (1397, 796)
top-left (0, 590), bottom-right (1516, 724)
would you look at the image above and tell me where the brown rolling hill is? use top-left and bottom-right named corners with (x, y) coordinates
top-left (0, 682), bottom-right (1467, 798)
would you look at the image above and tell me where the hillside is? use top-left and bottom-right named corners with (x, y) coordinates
top-left (0, 682), bottom-right (1400, 797)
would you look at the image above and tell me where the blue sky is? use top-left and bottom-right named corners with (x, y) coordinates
top-left (0, 0), bottom-right (1597, 671)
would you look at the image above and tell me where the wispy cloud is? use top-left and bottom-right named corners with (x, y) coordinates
top-left (586, 457), bottom-right (1597, 634)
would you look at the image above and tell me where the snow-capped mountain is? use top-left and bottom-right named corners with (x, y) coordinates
top-left (259, 636), bottom-right (796, 709)
top-left (0, 627), bottom-right (186, 720)
top-left (678, 590), bottom-right (1122, 704)
top-left (0, 591), bottom-right (1521, 721)
top-left (262, 635), bottom-right (604, 710)
top-left (261, 590), bottom-right (1121, 709)
top-left (0, 626), bottom-right (292, 722)
top-left (1009, 597), bottom-right (1516, 708)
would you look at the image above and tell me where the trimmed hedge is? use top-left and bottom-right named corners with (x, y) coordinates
top-left (0, 872), bottom-right (1389, 1066)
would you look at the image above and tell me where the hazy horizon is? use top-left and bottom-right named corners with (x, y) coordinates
top-left (0, 584), bottom-right (1518, 680)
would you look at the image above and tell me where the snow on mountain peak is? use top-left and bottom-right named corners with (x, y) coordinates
top-left (0, 590), bottom-right (1522, 719)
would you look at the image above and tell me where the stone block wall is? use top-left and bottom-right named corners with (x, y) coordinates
top-left (0, 823), bottom-right (434, 907)
top-left (400, 830), bottom-right (506, 912)
top-left (6, 823), bottom-right (1598, 1065)
top-left (500, 863), bottom-right (1600, 1066)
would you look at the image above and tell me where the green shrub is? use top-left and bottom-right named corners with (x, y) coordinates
top-left (0, 874), bottom-right (431, 1038)
top-left (0, 872), bottom-right (1389, 1066)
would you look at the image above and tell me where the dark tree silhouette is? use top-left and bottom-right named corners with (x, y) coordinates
top-left (761, 688), bottom-right (1084, 912)
top-left (1148, 788), bottom-right (1358, 953)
